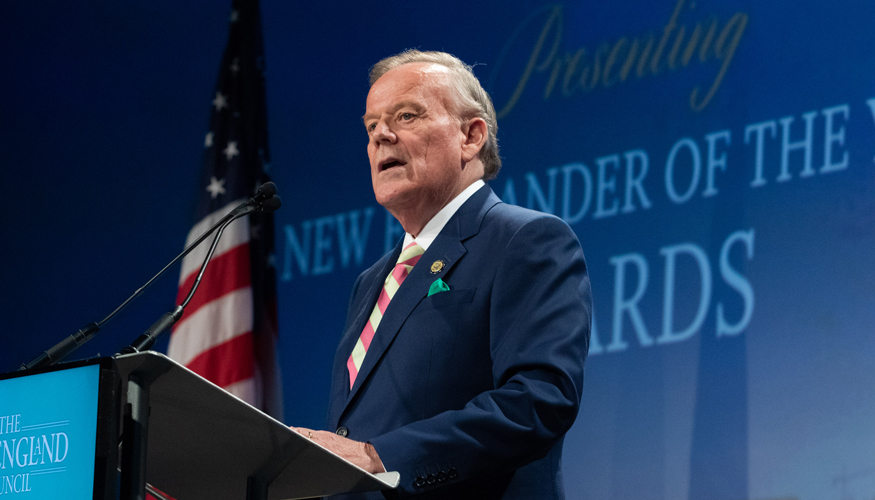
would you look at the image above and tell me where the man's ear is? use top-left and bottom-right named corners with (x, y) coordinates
top-left (460, 117), bottom-right (487, 163)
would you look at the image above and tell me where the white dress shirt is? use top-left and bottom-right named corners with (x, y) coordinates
top-left (401, 179), bottom-right (485, 251)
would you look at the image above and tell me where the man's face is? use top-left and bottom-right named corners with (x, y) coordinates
top-left (364, 63), bottom-right (468, 222)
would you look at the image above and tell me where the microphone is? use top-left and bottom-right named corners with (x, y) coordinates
top-left (230, 184), bottom-right (280, 217)
top-left (231, 194), bottom-right (281, 219)
top-left (252, 181), bottom-right (277, 203)
top-left (20, 181), bottom-right (282, 370)
top-left (260, 195), bottom-right (282, 212)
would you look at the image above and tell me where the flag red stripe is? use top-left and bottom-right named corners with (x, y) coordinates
top-left (178, 203), bottom-right (249, 285)
top-left (186, 331), bottom-right (255, 388)
top-left (176, 243), bottom-right (251, 317)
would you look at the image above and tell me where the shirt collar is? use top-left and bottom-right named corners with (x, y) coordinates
top-left (402, 179), bottom-right (485, 251)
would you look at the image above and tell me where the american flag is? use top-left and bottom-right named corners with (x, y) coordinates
top-left (167, 0), bottom-right (282, 419)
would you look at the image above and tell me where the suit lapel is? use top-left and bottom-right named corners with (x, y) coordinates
top-left (345, 237), bottom-right (466, 404)
top-left (341, 185), bottom-right (503, 409)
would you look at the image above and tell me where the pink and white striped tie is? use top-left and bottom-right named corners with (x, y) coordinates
top-left (347, 241), bottom-right (425, 388)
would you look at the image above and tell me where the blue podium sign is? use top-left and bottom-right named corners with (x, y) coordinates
top-left (0, 359), bottom-right (117, 499)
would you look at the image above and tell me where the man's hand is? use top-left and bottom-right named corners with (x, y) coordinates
top-left (292, 427), bottom-right (386, 474)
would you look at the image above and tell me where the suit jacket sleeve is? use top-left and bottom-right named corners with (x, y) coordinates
top-left (368, 213), bottom-right (592, 496)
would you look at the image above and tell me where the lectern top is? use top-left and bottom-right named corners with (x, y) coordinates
top-left (114, 351), bottom-right (398, 500)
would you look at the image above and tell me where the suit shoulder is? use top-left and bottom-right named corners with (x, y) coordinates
top-left (483, 202), bottom-right (578, 238)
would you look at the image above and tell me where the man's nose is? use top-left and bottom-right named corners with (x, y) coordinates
top-left (372, 120), bottom-right (397, 144)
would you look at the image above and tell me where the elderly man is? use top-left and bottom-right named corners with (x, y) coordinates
top-left (296, 49), bottom-right (591, 499)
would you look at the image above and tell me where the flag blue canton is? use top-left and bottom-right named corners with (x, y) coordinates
top-left (198, 0), bottom-right (271, 216)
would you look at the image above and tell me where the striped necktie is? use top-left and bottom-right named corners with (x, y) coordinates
top-left (347, 241), bottom-right (425, 389)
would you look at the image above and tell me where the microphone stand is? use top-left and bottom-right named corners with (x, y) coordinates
top-left (18, 184), bottom-right (280, 371)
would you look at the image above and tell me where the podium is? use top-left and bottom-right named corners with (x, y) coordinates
top-left (0, 353), bottom-right (398, 500)
top-left (115, 351), bottom-right (399, 500)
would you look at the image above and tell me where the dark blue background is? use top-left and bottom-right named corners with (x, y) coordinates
top-left (2, 2), bottom-right (874, 499)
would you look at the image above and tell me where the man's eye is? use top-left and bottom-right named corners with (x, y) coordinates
top-left (367, 123), bottom-right (376, 132)
top-left (400, 113), bottom-right (413, 121)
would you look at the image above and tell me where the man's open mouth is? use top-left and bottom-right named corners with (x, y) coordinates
top-left (380, 159), bottom-right (406, 171)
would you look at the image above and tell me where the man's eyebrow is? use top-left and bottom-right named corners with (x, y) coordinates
top-left (362, 101), bottom-right (424, 123)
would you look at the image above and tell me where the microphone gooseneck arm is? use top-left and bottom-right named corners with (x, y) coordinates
top-left (118, 209), bottom-right (246, 355)
top-left (98, 183), bottom-right (277, 332)
top-left (19, 183), bottom-right (280, 371)
top-left (119, 194), bottom-right (280, 354)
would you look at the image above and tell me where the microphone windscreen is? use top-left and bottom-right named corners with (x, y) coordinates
top-left (253, 181), bottom-right (277, 201)
top-left (261, 195), bottom-right (282, 212)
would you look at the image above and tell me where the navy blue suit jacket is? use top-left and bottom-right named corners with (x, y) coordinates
top-left (327, 185), bottom-right (591, 499)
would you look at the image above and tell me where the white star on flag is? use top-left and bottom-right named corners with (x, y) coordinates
top-left (213, 92), bottom-right (228, 111)
top-left (229, 10), bottom-right (239, 23)
top-left (204, 131), bottom-right (214, 148)
top-left (205, 176), bottom-right (226, 199)
top-left (223, 141), bottom-right (239, 161)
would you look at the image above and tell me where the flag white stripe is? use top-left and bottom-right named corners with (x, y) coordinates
top-left (225, 377), bottom-right (260, 408)
top-left (179, 200), bottom-right (250, 285)
top-left (168, 287), bottom-right (253, 366)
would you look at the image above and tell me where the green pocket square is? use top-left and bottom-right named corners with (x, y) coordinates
top-left (428, 278), bottom-right (451, 297)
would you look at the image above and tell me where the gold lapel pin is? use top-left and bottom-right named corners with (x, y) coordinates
top-left (430, 260), bottom-right (445, 274)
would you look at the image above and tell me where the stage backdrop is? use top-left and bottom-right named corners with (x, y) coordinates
top-left (2, 1), bottom-right (874, 499)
